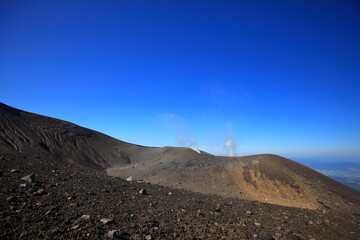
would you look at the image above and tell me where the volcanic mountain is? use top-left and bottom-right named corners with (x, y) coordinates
top-left (0, 102), bottom-right (359, 212)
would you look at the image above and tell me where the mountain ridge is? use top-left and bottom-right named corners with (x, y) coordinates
top-left (1, 102), bottom-right (359, 211)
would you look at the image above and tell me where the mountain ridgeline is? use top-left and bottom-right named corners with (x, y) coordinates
top-left (0, 103), bottom-right (137, 169)
top-left (0, 102), bottom-right (359, 211)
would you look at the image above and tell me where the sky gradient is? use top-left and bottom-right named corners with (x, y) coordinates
top-left (1, 0), bottom-right (360, 162)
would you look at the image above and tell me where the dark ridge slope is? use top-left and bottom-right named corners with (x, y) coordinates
top-left (0, 103), bottom-right (136, 170)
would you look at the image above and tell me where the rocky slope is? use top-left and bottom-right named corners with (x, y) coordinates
top-left (1, 152), bottom-right (359, 240)
top-left (1, 102), bottom-right (359, 212)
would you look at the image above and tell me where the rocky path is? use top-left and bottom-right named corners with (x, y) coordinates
top-left (1, 153), bottom-right (359, 240)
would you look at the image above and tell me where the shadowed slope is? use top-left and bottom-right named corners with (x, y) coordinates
top-left (0, 103), bottom-right (136, 169)
top-left (1, 103), bottom-right (359, 210)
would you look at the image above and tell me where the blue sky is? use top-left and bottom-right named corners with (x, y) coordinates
top-left (1, 0), bottom-right (360, 162)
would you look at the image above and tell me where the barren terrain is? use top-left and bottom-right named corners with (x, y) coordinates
top-left (1, 103), bottom-right (359, 239)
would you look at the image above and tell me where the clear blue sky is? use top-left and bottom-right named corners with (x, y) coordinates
top-left (1, 0), bottom-right (359, 161)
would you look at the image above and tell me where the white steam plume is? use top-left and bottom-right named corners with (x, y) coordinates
top-left (176, 134), bottom-right (200, 154)
top-left (189, 137), bottom-right (197, 149)
top-left (177, 134), bottom-right (186, 147)
top-left (224, 139), bottom-right (236, 156)
top-left (189, 137), bottom-right (200, 154)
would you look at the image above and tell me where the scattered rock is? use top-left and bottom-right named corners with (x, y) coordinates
top-left (81, 215), bottom-right (91, 220)
top-left (6, 196), bottom-right (15, 202)
top-left (71, 225), bottom-right (80, 230)
top-left (21, 173), bottom-right (36, 183)
top-left (215, 204), bottom-right (221, 212)
top-left (0, 144), bottom-right (358, 240)
top-left (10, 169), bottom-right (19, 173)
top-left (44, 210), bottom-right (52, 215)
top-left (33, 189), bottom-right (46, 196)
top-left (259, 232), bottom-right (274, 240)
top-left (107, 230), bottom-right (118, 239)
top-left (100, 218), bottom-right (113, 225)
top-left (126, 177), bottom-right (133, 181)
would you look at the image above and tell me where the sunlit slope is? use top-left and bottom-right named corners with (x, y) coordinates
top-left (108, 147), bottom-right (360, 210)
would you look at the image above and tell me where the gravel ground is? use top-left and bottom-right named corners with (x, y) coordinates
top-left (1, 153), bottom-right (359, 240)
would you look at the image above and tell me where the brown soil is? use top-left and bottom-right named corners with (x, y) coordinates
top-left (107, 150), bottom-right (360, 211)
